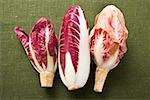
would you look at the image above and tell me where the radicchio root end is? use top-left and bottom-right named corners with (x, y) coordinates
top-left (94, 67), bottom-right (109, 92)
top-left (40, 71), bottom-right (54, 87)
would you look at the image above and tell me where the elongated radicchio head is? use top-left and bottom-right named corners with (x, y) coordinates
top-left (14, 18), bottom-right (58, 87)
top-left (58, 5), bottom-right (90, 90)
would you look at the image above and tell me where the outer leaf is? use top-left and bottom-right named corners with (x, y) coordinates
top-left (14, 27), bottom-right (40, 72)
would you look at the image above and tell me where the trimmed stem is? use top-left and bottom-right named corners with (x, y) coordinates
top-left (94, 67), bottom-right (109, 92)
top-left (68, 86), bottom-right (78, 91)
top-left (40, 71), bottom-right (54, 87)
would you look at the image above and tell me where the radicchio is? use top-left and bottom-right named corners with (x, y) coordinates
top-left (58, 5), bottom-right (90, 90)
top-left (89, 5), bottom-right (128, 92)
top-left (14, 18), bottom-right (58, 87)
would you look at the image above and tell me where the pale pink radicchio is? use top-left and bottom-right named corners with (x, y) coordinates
top-left (58, 5), bottom-right (90, 90)
top-left (89, 5), bottom-right (128, 92)
top-left (14, 18), bottom-right (58, 87)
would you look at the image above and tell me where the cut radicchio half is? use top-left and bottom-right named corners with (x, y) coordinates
top-left (14, 18), bottom-right (58, 87)
top-left (58, 5), bottom-right (90, 90)
top-left (89, 5), bottom-right (128, 92)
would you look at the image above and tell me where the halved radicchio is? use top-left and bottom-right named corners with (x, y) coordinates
top-left (58, 5), bottom-right (90, 90)
top-left (14, 18), bottom-right (58, 87)
top-left (89, 5), bottom-right (128, 92)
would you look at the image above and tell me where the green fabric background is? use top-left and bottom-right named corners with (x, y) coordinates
top-left (0, 0), bottom-right (150, 99)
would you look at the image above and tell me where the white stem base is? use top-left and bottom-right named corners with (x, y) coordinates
top-left (94, 67), bottom-right (109, 92)
top-left (40, 71), bottom-right (54, 87)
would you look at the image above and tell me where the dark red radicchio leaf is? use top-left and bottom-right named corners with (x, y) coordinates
top-left (14, 27), bottom-right (35, 65)
top-left (60, 6), bottom-right (81, 75)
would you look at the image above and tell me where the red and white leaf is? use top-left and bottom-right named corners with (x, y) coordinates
top-left (60, 6), bottom-right (80, 75)
top-left (14, 27), bottom-right (40, 72)
top-left (29, 18), bottom-right (58, 72)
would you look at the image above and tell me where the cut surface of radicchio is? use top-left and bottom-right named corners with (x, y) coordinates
top-left (59, 5), bottom-right (90, 90)
top-left (14, 18), bottom-right (58, 87)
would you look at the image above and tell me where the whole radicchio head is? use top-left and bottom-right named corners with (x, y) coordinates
top-left (14, 18), bottom-right (58, 87)
top-left (89, 5), bottom-right (128, 92)
top-left (58, 5), bottom-right (90, 90)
